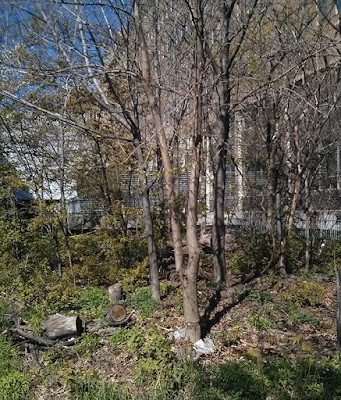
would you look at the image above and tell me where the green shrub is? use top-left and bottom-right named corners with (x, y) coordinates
top-left (127, 326), bottom-right (174, 389)
top-left (229, 232), bottom-right (271, 276)
top-left (282, 281), bottom-right (325, 307)
top-left (22, 304), bottom-right (46, 331)
top-left (0, 298), bottom-right (15, 331)
top-left (287, 228), bottom-right (306, 271)
top-left (67, 229), bottom-right (149, 287)
top-left (232, 284), bottom-right (254, 303)
top-left (249, 314), bottom-right (274, 332)
top-left (291, 307), bottom-right (321, 327)
top-left (74, 287), bottom-right (110, 318)
top-left (46, 279), bottom-right (80, 312)
top-left (47, 284), bottom-right (110, 318)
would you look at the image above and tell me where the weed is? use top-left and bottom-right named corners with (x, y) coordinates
top-left (0, 298), bottom-right (14, 331)
top-left (110, 327), bottom-right (130, 350)
top-left (0, 371), bottom-right (31, 400)
top-left (249, 315), bottom-right (273, 332)
top-left (127, 287), bottom-right (158, 318)
top-left (224, 324), bottom-right (242, 346)
top-left (67, 372), bottom-right (123, 400)
top-left (232, 284), bottom-right (254, 303)
top-left (0, 337), bottom-right (30, 400)
top-left (74, 333), bottom-right (101, 358)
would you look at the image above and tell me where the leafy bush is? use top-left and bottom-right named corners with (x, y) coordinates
top-left (280, 302), bottom-right (321, 328)
top-left (232, 284), bottom-right (254, 303)
top-left (282, 281), bottom-right (325, 307)
top-left (0, 298), bottom-right (15, 331)
top-left (74, 287), bottom-right (110, 318)
top-left (47, 284), bottom-right (110, 318)
top-left (46, 278), bottom-right (80, 313)
top-left (249, 314), bottom-right (274, 332)
top-left (67, 229), bottom-right (149, 287)
top-left (286, 228), bottom-right (306, 271)
top-left (229, 232), bottom-right (271, 276)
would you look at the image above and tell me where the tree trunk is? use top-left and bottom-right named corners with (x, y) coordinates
top-left (105, 304), bottom-right (128, 325)
top-left (108, 283), bottom-right (123, 303)
top-left (211, 2), bottom-right (234, 286)
top-left (133, 134), bottom-right (161, 302)
top-left (336, 261), bottom-right (341, 353)
top-left (183, 0), bottom-right (204, 342)
top-left (134, 2), bottom-right (184, 277)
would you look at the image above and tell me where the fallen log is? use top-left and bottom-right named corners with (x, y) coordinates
top-left (10, 328), bottom-right (76, 346)
top-left (42, 314), bottom-right (83, 340)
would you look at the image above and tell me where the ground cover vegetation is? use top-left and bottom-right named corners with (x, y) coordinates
top-left (0, 0), bottom-right (341, 398)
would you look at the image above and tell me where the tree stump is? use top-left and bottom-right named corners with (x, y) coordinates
top-left (105, 304), bottom-right (127, 326)
top-left (108, 283), bottom-right (123, 303)
top-left (42, 314), bottom-right (83, 339)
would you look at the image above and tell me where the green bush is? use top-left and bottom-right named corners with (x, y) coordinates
top-left (74, 287), bottom-right (110, 318)
top-left (287, 228), bottom-right (306, 271)
top-left (67, 229), bottom-right (149, 287)
top-left (282, 281), bottom-right (325, 307)
top-left (229, 232), bottom-right (271, 276)
top-left (127, 326), bottom-right (174, 388)
top-left (0, 298), bottom-right (15, 331)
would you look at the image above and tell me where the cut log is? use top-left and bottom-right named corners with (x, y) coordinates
top-left (105, 305), bottom-right (128, 326)
top-left (108, 283), bottom-right (123, 303)
top-left (42, 314), bottom-right (83, 340)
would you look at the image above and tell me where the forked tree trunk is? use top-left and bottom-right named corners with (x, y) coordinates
top-left (134, 1), bottom-right (201, 341)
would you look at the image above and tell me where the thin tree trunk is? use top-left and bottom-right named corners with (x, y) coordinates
top-left (133, 134), bottom-right (160, 302)
top-left (134, 1), bottom-right (184, 276)
top-left (211, 2), bottom-right (236, 286)
top-left (183, 0), bottom-right (204, 342)
top-left (336, 257), bottom-right (341, 353)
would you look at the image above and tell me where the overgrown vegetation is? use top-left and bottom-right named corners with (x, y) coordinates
top-left (1, 161), bottom-right (341, 399)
